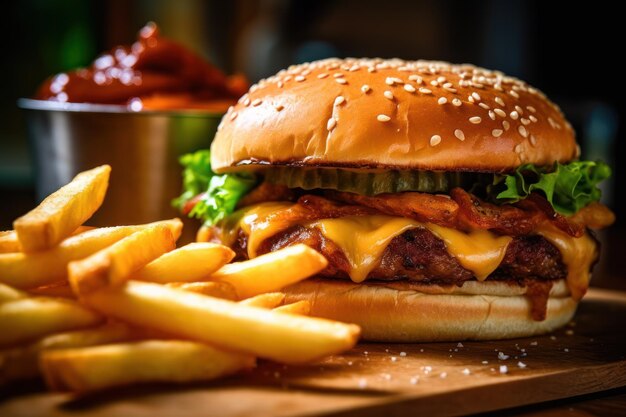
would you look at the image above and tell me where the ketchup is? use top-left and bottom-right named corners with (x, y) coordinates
top-left (36, 22), bottom-right (248, 111)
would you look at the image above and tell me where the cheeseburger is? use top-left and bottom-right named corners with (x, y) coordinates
top-left (176, 58), bottom-right (614, 341)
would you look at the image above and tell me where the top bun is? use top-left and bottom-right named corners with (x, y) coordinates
top-left (211, 58), bottom-right (577, 173)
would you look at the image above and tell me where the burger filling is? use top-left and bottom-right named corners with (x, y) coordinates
top-left (175, 151), bottom-right (615, 321)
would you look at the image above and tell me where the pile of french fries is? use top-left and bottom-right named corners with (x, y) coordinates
top-left (0, 165), bottom-right (360, 393)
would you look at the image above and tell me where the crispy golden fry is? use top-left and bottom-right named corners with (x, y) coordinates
top-left (135, 243), bottom-right (234, 284)
top-left (274, 300), bottom-right (311, 316)
top-left (41, 339), bottom-right (255, 392)
top-left (165, 281), bottom-right (237, 300)
top-left (0, 226), bottom-right (95, 254)
top-left (28, 282), bottom-right (75, 299)
top-left (209, 244), bottom-right (328, 299)
top-left (239, 292), bottom-right (285, 308)
top-left (0, 322), bottom-right (137, 384)
top-left (14, 165), bottom-right (111, 253)
top-left (0, 219), bottom-right (182, 290)
top-left (0, 230), bottom-right (21, 253)
top-left (0, 297), bottom-right (102, 347)
top-left (69, 224), bottom-right (178, 295)
top-left (0, 283), bottom-right (27, 303)
top-left (81, 280), bottom-right (360, 364)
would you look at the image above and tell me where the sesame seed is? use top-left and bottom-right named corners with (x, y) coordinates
top-left (368, 67), bottom-right (376, 73)
top-left (430, 135), bottom-right (442, 146)
top-left (438, 97), bottom-right (447, 105)
top-left (430, 80), bottom-right (439, 86)
top-left (277, 81), bottom-right (284, 88)
top-left (283, 76), bottom-right (292, 82)
top-left (472, 92), bottom-right (481, 101)
top-left (384, 90), bottom-right (394, 100)
top-left (392, 77), bottom-right (403, 84)
top-left (518, 125), bottom-right (529, 137)
top-left (404, 84), bottom-right (416, 93)
top-left (385, 77), bottom-right (395, 86)
top-left (529, 115), bottom-right (538, 123)
top-left (419, 87), bottom-right (432, 94)
top-left (408, 75), bottom-right (423, 84)
top-left (335, 78), bottom-right (347, 84)
top-left (492, 129), bottom-right (503, 137)
top-left (454, 129), bottom-right (465, 141)
top-left (527, 105), bottom-right (537, 113)
top-left (468, 95), bottom-right (475, 103)
top-left (361, 84), bottom-right (371, 94)
top-left (514, 144), bottom-right (523, 154)
top-left (515, 105), bottom-right (524, 114)
top-left (317, 73), bottom-right (328, 79)
top-left (349, 64), bottom-right (360, 72)
top-left (521, 118), bottom-right (530, 125)
top-left (334, 96), bottom-right (346, 106)
top-left (243, 97), bottom-right (251, 106)
top-left (530, 135), bottom-right (537, 146)
top-left (327, 117), bottom-right (337, 131)
top-left (333, 73), bottom-right (343, 78)
top-left (437, 76), bottom-right (446, 83)
top-left (469, 116), bottom-right (482, 124)
top-left (509, 90), bottom-right (520, 98)
top-left (452, 98), bottom-right (462, 106)
top-left (275, 104), bottom-right (284, 111)
top-left (229, 112), bottom-right (238, 121)
top-left (479, 102), bottom-right (490, 110)
top-left (494, 108), bottom-right (506, 117)
top-left (443, 82), bottom-right (453, 88)
top-left (377, 114), bottom-right (391, 122)
top-left (295, 75), bottom-right (305, 82)
top-left (488, 110), bottom-right (496, 120)
top-left (510, 111), bottom-right (519, 120)
top-left (252, 99), bottom-right (262, 106)
top-left (495, 97), bottom-right (505, 106)
top-left (503, 120), bottom-right (510, 130)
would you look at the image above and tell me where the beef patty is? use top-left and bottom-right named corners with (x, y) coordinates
top-left (233, 225), bottom-right (568, 286)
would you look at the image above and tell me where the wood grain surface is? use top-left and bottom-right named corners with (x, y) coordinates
top-left (2, 288), bottom-right (625, 417)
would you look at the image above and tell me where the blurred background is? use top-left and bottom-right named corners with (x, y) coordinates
top-left (1, 0), bottom-right (624, 289)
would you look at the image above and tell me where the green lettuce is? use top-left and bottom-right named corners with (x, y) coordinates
top-left (495, 161), bottom-right (611, 215)
top-left (173, 150), bottom-right (257, 226)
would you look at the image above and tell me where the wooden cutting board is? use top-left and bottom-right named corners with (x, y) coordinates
top-left (2, 288), bottom-right (626, 417)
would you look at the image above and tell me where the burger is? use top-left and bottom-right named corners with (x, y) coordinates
top-left (175, 58), bottom-right (614, 341)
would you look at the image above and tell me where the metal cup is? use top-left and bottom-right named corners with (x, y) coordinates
top-left (18, 99), bottom-right (223, 240)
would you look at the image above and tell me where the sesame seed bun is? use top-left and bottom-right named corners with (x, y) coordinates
top-left (284, 279), bottom-right (576, 342)
top-left (211, 58), bottom-right (577, 173)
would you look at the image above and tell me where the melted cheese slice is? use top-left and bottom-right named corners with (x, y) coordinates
top-left (536, 223), bottom-right (597, 301)
top-left (427, 224), bottom-right (513, 281)
top-left (234, 203), bottom-right (596, 295)
top-left (311, 216), bottom-right (421, 282)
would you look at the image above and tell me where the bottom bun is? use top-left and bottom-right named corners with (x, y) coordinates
top-left (284, 278), bottom-right (577, 342)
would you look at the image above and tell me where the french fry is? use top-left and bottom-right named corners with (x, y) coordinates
top-left (239, 292), bottom-right (285, 308)
top-left (165, 281), bottom-right (237, 300)
top-left (28, 282), bottom-right (75, 299)
top-left (81, 280), bottom-right (360, 364)
top-left (0, 219), bottom-right (182, 290)
top-left (0, 226), bottom-right (95, 254)
top-left (41, 340), bottom-right (255, 392)
top-left (0, 297), bottom-right (102, 347)
top-left (0, 283), bottom-right (27, 303)
top-left (274, 300), bottom-right (311, 316)
top-left (0, 322), bottom-right (137, 384)
top-left (14, 165), bottom-right (111, 253)
top-left (69, 224), bottom-right (178, 295)
top-left (209, 244), bottom-right (328, 299)
top-left (135, 243), bottom-right (234, 284)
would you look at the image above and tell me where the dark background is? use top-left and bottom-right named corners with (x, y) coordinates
top-left (1, 0), bottom-right (624, 289)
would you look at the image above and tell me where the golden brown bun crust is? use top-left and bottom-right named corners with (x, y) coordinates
top-left (212, 59), bottom-right (577, 174)
top-left (284, 279), bottom-right (576, 342)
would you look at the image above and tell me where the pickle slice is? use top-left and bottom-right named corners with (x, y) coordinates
top-left (264, 167), bottom-right (491, 195)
